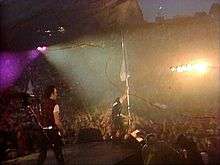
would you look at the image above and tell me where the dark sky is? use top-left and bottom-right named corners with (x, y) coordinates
top-left (139, 0), bottom-right (220, 22)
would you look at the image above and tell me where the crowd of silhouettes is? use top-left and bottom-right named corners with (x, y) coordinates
top-left (0, 90), bottom-right (219, 165)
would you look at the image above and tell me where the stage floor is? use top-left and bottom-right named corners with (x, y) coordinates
top-left (3, 142), bottom-right (136, 165)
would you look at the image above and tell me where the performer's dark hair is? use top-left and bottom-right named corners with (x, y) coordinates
top-left (44, 85), bottom-right (56, 99)
top-left (115, 97), bottom-right (120, 102)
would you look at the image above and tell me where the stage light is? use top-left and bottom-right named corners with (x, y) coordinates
top-left (176, 66), bottom-right (183, 72)
top-left (37, 46), bottom-right (47, 53)
top-left (170, 61), bottom-right (209, 73)
top-left (185, 64), bottom-right (193, 72)
top-left (193, 63), bottom-right (208, 73)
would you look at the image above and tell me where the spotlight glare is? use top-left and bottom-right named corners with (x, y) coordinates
top-left (186, 64), bottom-right (193, 72)
top-left (37, 46), bottom-right (47, 53)
top-left (193, 63), bottom-right (208, 73)
top-left (176, 66), bottom-right (183, 72)
top-left (170, 61), bottom-right (209, 73)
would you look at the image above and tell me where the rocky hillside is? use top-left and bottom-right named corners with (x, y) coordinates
top-left (1, 0), bottom-right (144, 51)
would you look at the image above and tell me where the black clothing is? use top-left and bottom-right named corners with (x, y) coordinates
top-left (37, 129), bottom-right (64, 165)
top-left (111, 98), bottom-right (125, 139)
top-left (112, 98), bottom-right (123, 129)
top-left (112, 98), bottom-right (122, 118)
top-left (41, 99), bottom-right (57, 127)
top-left (37, 99), bottom-right (64, 165)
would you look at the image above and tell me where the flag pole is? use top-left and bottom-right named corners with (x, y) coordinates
top-left (121, 30), bottom-right (131, 126)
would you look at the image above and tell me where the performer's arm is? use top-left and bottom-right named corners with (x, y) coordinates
top-left (53, 104), bottom-right (64, 132)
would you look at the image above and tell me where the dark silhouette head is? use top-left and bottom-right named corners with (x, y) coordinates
top-left (44, 85), bottom-right (57, 100)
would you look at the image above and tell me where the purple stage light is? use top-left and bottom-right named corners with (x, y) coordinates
top-left (0, 50), bottom-right (41, 91)
top-left (28, 50), bottom-right (40, 60)
top-left (0, 53), bottom-right (22, 90)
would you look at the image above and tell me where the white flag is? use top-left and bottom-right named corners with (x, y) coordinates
top-left (120, 55), bottom-right (126, 81)
top-left (120, 40), bottom-right (126, 82)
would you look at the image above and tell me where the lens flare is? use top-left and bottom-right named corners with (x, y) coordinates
top-left (193, 63), bottom-right (208, 73)
top-left (170, 61), bottom-right (209, 73)
top-left (37, 46), bottom-right (47, 53)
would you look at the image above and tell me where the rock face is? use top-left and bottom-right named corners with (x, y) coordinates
top-left (96, 0), bottom-right (144, 28)
top-left (209, 3), bottom-right (220, 21)
top-left (1, 0), bottom-right (144, 51)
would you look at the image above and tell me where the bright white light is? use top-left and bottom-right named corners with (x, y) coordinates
top-left (176, 66), bottom-right (183, 72)
top-left (170, 61), bottom-right (209, 73)
top-left (185, 64), bottom-right (193, 72)
top-left (193, 63), bottom-right (208, 73)
top-left (37, 46), bottom-right (47, 53)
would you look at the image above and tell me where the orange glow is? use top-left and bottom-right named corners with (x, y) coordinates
top-left (193, 63), bottom-right (208, 73)
top-left (171, 61), bottom-right (209, 73)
